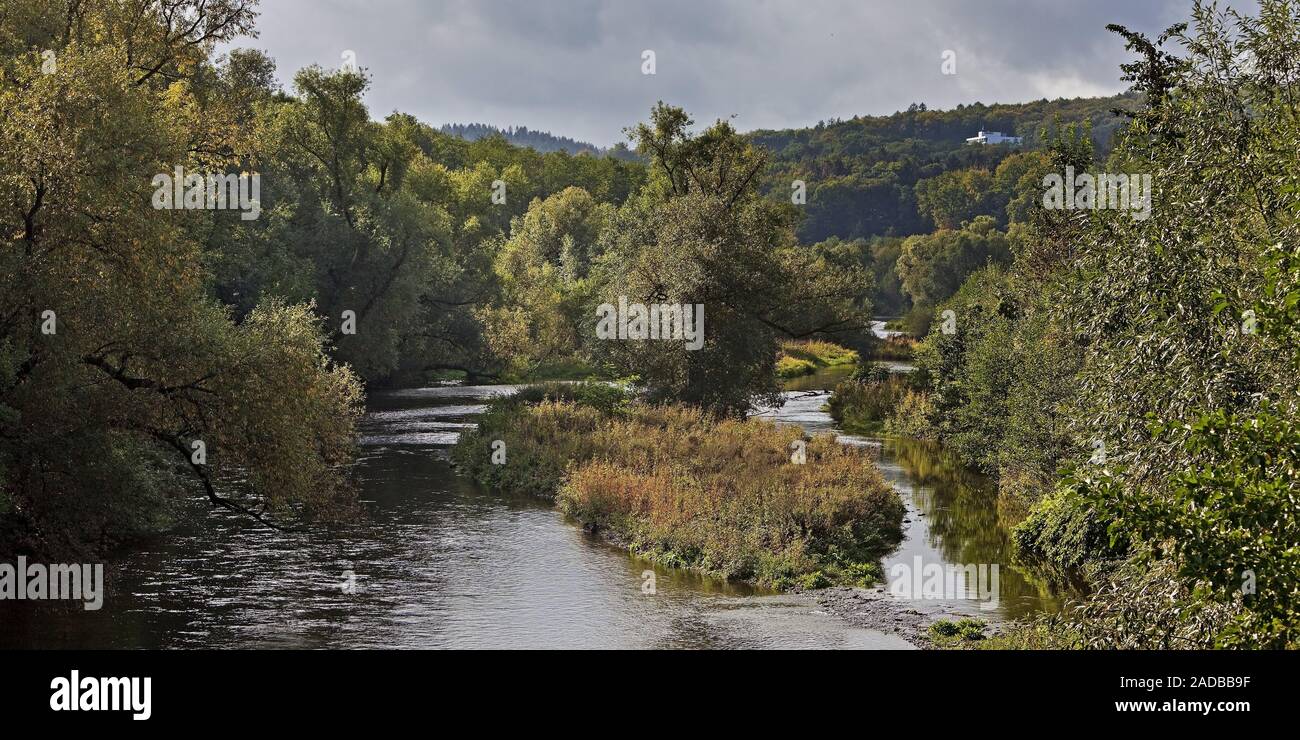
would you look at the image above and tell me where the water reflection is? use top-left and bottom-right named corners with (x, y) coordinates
top-left (876, 438), bottom-right (1067, 619)
top-left (0, 384), bottom-right (910, 650)
top-left (783, 365), bottom-right (854, 391)
top-left (767, 367), bottom-right (1068, 619)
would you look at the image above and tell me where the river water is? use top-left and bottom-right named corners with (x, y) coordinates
top-left (0, 368), bottom-right (1059, 649)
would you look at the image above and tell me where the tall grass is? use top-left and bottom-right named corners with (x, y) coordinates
top-left (868, 335), bottom-right (917, 361)
top-left (776, 339), bottom-right (859, 378)
top-left (452, 383), bottom-right (620, 499)
top-left (826, 367), bottom-right (914, 434)
top-left (776, 355), bottom-right (817, 378)
top-left (456, 392), bottom-right (904, 588)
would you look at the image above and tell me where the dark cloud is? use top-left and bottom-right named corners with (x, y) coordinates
top-left (236, 0), bottom-right (1193, 146)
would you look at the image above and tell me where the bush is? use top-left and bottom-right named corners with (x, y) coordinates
top-left (883, 389), bottom-right (936, 439)
top-left (451, 384), bottom-right (632, 499)
top-left (507, 381), bottom-right (632, 415)
top-left (1079, 402), bottom-right (1300, 648)
top-left (928, 618), bottom-right (987, 642)
top-left (974, 619), bottom-right (1080, 650)
top-left (897, 306), bottom-right (934, 338)
top-left (1012, 488), bottom-right (1126, 586)
top-left (868, 335), bottom-right (917, 361)
top-left (1063, 558), bottom-right (1241, 650)
top-left (827, 368), bottom-right (913, 434)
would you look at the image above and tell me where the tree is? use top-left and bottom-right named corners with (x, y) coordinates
top-left (0, 0), bottom-right (361, 556)
top-left (478, 187), bottom-right (612, 376)
top-left (254, 66), bottom-right (455, 382)
top-left (962, 0), bottom-right (1300, 646)
top-left (594, 104), bottom-right (872, 416)
top-left (914, 168), bottom-right (998, 230)
top-left (896, 216), bottom-right (1012, 307)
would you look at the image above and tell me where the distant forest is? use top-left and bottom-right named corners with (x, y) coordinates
top-left (752, 93), bottom-right (1138, 243)
top-left (439, 122), bottom-right (641, 161)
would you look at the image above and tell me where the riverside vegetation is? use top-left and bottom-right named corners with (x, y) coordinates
top-left (0, 0), bottom-right (1130, 557)
top-left (454, 384), bottom-right (904, 589)
top-left (1, 0), bottom-right (868, 555)
top-left (827, 366), bottom-right (917, 435)
top-left (776, 339), bottom-right (859, 378)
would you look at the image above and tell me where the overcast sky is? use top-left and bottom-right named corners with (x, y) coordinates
top-left (234, 0), bottom-right (1196, 147)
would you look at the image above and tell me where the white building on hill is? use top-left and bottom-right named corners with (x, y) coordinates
top-left (965, 130), bottom-right (1023, 145)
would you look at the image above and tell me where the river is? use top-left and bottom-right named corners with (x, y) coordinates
top-left (0, 368), bottom-right (1060, 649)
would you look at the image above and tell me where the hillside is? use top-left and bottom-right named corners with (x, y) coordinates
top-left (752, 93), bottom-right (1138, 242)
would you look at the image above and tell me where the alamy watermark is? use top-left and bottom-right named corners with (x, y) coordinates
top-left (0, 557), bottom-right (103, 610)
top-left (50, 670), bottom-right (150, 720)
top-left (1042, 166), bottom-right (1151, 221)
top-left (888, 556), bottom-right (1000, 611)
top-left (151, 166), bottom-right (261, 220)
top-left (596, 297), bottom-right (704, 350)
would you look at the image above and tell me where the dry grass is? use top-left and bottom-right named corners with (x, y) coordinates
top-left (457, 397), bottom-right (903, 588)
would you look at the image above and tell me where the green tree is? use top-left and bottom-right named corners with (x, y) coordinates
top-left (896, 215), bottom-right (1012, 307)
top-left (914, 168), bottom-right (998, 230)
top-left (0, 0), bottom-right (361, 556)
top-left (480, 187), bottom-right (612, 376)
top-left (595, 104), bottom-right (871, 415)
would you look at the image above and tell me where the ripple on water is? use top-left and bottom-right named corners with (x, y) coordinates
top-left (0, 380), bottom-right (1046, 649)
top-left (366, 405), bottom-right (488, 420)
top-left (359, 432), bottom-right (465, 447)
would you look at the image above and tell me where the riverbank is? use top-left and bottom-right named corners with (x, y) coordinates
top-left (805, 586), bottom-right (1000, 647)
top-left (0, 377), bottom-right (1060, 649)
top-left (3, 382), bottom-right (919, 649)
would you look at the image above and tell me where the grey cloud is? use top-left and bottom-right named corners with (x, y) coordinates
top-left (237, 0), bottom-right (1195, 146)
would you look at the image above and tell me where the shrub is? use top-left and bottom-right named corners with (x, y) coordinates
top-left (1063, 558), bottom-right (1241, 650)
top-left (1012, 488), bottom-right (1126, 586)
top-left (884, 389), bottom-right (936, 439)
top-left (928, 618), bottom-right (987, 642)
top-left (868, 335), bottom-right (917, 361)
top-left (507, 381), bottom-right (632, 415)
top-left (974, 620), bottom-right (1080, 650)
top-left (453, 399), bottom-right (606, 500)
top-left (827, 368), bottom-right (913, 434)
top-left (452, 383), bottom-right (632, 498)
top-left (1079, 402), bottom-right (1300, 648)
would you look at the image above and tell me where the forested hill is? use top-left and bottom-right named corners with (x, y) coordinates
top-left (440, 122), bottom-right (640, 160)
top-left (752, 93), bottom-right (1138, 242)
top-left (439, 95), bottom-right (1132, 244)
